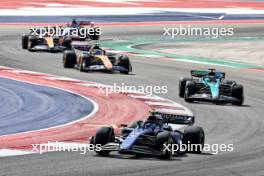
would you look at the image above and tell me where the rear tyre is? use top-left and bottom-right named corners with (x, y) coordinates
top-left (62, 37), bottom-right (72, 50)
top-left (22, 35), bottom-right (29, 49)
top-left (179, 77), bottom-right (192, 97)
top-left (89, 27), bottom-right (101, 40)
top-left (156, 131), bottom-right (173, 159)
top-left (184, 81), bottom-right (196, 102)
top-left (94, 126), bottom-right (115, 155)
top-left (183, 126), bottom-right (205, 153)
top-left (232, 84), bottom-right (244, 105)
top-left (118, 55), bottom-right (132, 74)
top-left (63, 50), bottom-right (76, 68)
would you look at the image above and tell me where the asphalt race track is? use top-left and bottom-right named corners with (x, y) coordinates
top-left (0, 24), bottom-right (264, 176)
top-left (0, 77), bottom-right (94, 136)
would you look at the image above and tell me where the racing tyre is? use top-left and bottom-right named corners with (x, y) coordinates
top-left (94, 126), bottom-right (115, 155)
top-left (79, 53), bottom-right (90, 72)
top-left (63, 50), bottom-right (76, 68)
top-left (232, 84), bottom-right (244, 106)
top-left (62, 37), bottom-right (72, 50)
top-left (90, 136), bottom-right (95, 145)
top-left (118, 55), bottom-right (132, 74)
top-left (179, 77), bottom-right (192, 97)
top-left (89, 27), bottom-right (100, 40)
top-left (28, 35), bottom-right (38, 52)
top-left (183, 126), bottom-right (205, 153)
top-left (22, 35), bottom-right (29, 49)
top-left (184, 81), bottom-right (196, 102)
top-left (156, 131), bottom-right (174, 159)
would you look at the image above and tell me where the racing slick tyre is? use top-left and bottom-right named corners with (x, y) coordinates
top-left (118, 55), bottom-right (132, 74)
top-left (89, 27), bottom-right (100, 40)
top-left (179, 77), bottom-right (192, 98)
top-left (156, 131), bottom-right (174, 159)
top-left (90, 136), bottom-right (95, 145)
top-left (184, 81), bottom-right (196, 102)
top-left (63, 50), bottom-right (76, 68)
top-left (22, 35), bottom-right (29, 49)
top-left (94, 126), bottom-right (115, 155)
top-left (27, 35), bottom-right (38, 52)
top-left (79, 53), bottom-right (90, 72)
top-left (183, 126), bottom-right (205, 153)
top-left (62, 37), bottom-right (72, 50)
top-left (231, 84), bottom-right (244, 106)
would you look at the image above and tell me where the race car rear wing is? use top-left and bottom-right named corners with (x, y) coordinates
top-left (73, 44), bottom-right (92, 51)
top-left (191, 70), bottom-right (225, 79)
top-left (79, 21), bottom-right (93, 26)
top-left (152, 112), bottom-right (195, 125)
top-left (191, 70), bottom-right (209, 77)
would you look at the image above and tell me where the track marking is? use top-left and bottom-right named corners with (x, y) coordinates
top-left (0, 149), bottom-right (34, 157)
top-left (0, 66), bottom-right (193, 157)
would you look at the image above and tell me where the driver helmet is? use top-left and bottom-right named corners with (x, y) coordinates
top-left (72, 19), bottom-right (77, 25)
top-left (93, 44), bottom-right (101, 49)
top-left (207, 76), bottom-right (217, 83)
top-left (94, 49), bottom-right (102, 55)
top-left (208, 71), bottom-right (215, 76)
top-left (90, 21), bottom-right (95, 27)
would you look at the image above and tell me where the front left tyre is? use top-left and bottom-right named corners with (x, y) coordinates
top-left (231, 84), bottom-right (244, 106)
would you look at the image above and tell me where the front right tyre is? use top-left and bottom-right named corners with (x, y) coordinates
top-left (231, 84), bottom-right (244, 106)
top-left (118, 55), bottom-right (132, 74)
top-left (184, 81), bottom-right (196, 102)
top-left (179, 77), bottom-right (192, 97)
top-left (155, 131), bottom-right (174, 159)
top-left (94, 126), bottom-right (115, 156)
top-left (22, 35), bottom-right (29, 49)
top-left (63, 50), bottom-right (76, 68)
top-left (183, 126), bottom-right (205, 153)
